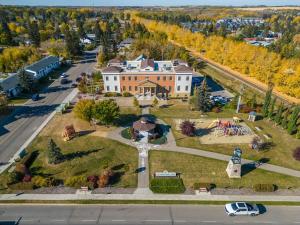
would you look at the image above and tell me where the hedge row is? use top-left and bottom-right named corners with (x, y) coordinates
top-left (150, 178), bottom-right (185, 194)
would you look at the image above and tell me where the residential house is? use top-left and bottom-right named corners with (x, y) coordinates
top-left (0, 73), bottom-right (21, 97)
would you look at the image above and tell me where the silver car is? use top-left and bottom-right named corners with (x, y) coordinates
top-left (225, 202), bottom-right (259, 216)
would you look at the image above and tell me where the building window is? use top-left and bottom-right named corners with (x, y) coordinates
top-left (163, 76), bottom-right (166, 81)
top-left (122, 76), bottom-right (125, 81)
top-left (135, 86), bottom-right (138, 91)
top-left (114, 76), bottom-right (117, 81)
top-left (129, 86), bottom-right (132, 91)
top-left (106, 86), bottom-right (110, 91)
top-left (128, 76), bottom-right (131, 81)
top-left (177, 85), bottom-right (180, 91)
top-left (123, 86), bottom-right (126, 91)
top-left (134, 76), bottom-right (137, 81)
top-left (185, 85), bottom-right (188, 91)
top-left (157, 76), bottom-right (160, 81)
top-left (106, 76), bottom-right (109, 81)
top-left (169, 76), bottom-right (172, 81)
top-left (169, 86), bottom-right (172, 92)
top-left (115, 86), bottom-right (118, 91)
top-left (146, 76), bottom-right (149, 80)
top-left (178, 76), bottom-right (181, 81)
top-left (186, 76), bottom-right (189, 81)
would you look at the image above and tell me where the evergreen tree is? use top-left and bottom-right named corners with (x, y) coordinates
top-left (281, 108), bottom-right (290, 129)
top-left (28, 20), bottom-right (41, 47)
top-left (262, 86), bottom-right (273, 118)
top-left (97, 47), bottom-right (108, 66)
top-left (275, 103), bottom-right (284, 125)
top-left (65, 28), bottom-right (81, 57)
top-left (287, 106), bottom-right (300, 135)
top-left (249, 94), bottom-right (257, 109)
top-left (268, 97), bottom-right (276, 119)
top-left (48, 139), bottom-right (64, 164)
top-left (76, 19), bottom-right (85, 39)
top-left (18, 70), bottom-right (36, 93)
top-left (194, 77), bottom-right (211, 112)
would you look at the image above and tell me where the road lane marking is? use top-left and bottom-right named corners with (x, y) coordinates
top-left (111, 219), bottom-right (127, 222)
top-left (174, 220), bottom-right (186, 223)
top-left (145, 220), bottom-right (171, 222)
top-left (201, 221), bottom-right (216, 223)
top-left (81, 219), bottom-right (97, 222)
top-left (52, 219), bottom-right (66, 222)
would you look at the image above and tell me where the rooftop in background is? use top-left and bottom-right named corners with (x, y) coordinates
top-left (103, 58), bottom-right (193, 74)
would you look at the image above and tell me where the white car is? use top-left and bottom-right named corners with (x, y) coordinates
top-left (225, 202), bottom-right (259, 216)
top-left (60, 73), bottom-right (67, 78)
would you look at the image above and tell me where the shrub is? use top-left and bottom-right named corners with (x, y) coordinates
top-left (7, 171), bottom-right (23, 185)
top-left (87, 175), bottom-right (98, 189)
top-left (121, 127), bottom-right (133, 139)
top-left (253, 184), bottom-right (275, 192)
top-left (180, 121), bottom-right (196, 137)
top-left (152, 98), bottom-right (159, 107)
top-left (31, 176), bottom-right (55, 188)
top-left (193, 183), bottom-right (213, 191)
top-left (104, 92), bottom-right (121, 97)
top-left (149, 136), bottom-right (167, 145)
top-left (22, 175), bottom-right (32, 182)
top-left (133, 97), bottom-right (139, 108)
top-left (98, 169), bottom-right (113, 188)
top-left (122, 92), bottom-right (132, 97)
top-left (64, 175), bottom-right (88, 188)
top-left (150, 178), bottom-right (186, 194)
top-left (293, 147), bottom-right (300, 161)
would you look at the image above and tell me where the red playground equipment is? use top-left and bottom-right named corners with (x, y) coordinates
top-left (209, 119), bottom-right (252, 137)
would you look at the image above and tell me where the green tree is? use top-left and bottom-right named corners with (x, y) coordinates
top-left (249, 94), bottom-right (257, 109)
top-left (287, 106), bottom-right (300, 135)
top-left (28, 20), bottom-right (41, 47)
top-left (194, 77), bottom-right (211, 112)
top-left (268, 97), bottom-right (276, 119)
top-left (0, 91), bottom-right (8, 113)
top-left (262, 86), bottom-right (273, 118)
top-left (0, 20), bottom-right (13, 45)
top-left (74, 99), bottom-right (94, 122)
top-left (18, 70), bottom-right (36, 93)
top-left (48, 139), bottom-right (63, 164)
top-left (94, 21), bottom-right (103, 44)
top-left (93, 99), bottom-right (120, 126)
top-left (275, 103), bottom-right (284, 125)
top-left (281, 108), bottom-right (290, 129)
top-left (65, 27), bottom-right (81, 57)
top-left (97, 47), bottom-right (108, 66)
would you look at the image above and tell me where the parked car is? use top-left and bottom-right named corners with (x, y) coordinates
top-left (76, 77), bottom-right (82, 82)
top-left (71, 83), bottom-right (78, 88)
top-left (60, 73), bottom-right (67, 78)
top-left (31, 93), bottom-right (39, 101)
top-left (60, 78), bottom-right (69, 85)
top-left (225, 202), bottom-right (259, 216)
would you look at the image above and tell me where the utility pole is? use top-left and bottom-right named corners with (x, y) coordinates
top-left (236, 84), bottom-right (244, 114)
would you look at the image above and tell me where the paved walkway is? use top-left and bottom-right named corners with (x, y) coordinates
top-left (1, 192), bottom-right (300, 202)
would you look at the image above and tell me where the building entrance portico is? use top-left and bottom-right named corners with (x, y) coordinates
top-left (138, 80), bottom-right (157, 96)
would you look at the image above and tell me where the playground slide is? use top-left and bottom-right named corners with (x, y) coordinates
top-left (207, 119), bottom-right (220, 129)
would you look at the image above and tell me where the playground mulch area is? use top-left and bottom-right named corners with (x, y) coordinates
top-left (174, 118), bottom-right (256, 144)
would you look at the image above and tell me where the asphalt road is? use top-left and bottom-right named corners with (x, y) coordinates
top-left (0, 204), bottom-right (300, 225)
top-left (0, 60), bottom-right (96, 164)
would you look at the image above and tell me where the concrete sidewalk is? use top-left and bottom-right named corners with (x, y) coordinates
top-left (1, 193), bottom-right (300, 202)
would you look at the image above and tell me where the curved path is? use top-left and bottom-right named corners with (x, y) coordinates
top-left (107, 106), bottom-right (300, 178)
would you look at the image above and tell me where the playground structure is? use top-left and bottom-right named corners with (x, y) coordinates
top-left (207, 118), bottom-right (252, 137)
top-left (62, 124), bottom-right (77, 141)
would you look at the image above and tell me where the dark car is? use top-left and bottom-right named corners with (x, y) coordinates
top-left (71, 83), bottom-right (78, 88)
top-left (60, 78), bottom-right (69, 85)
top-left (76, 77), bottom-right (82, 82)
top-left (31, 94), bottom-right (39, 101)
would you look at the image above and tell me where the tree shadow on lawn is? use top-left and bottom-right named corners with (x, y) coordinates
top-left (110, 171), bottom-right (125, 186)
top-left (241, 158), bottom-right (270, 177)
top-left (63, 148), bottom-right (103, 162)
top-left (78, 130), bottom-right (95, 136)
top-left (115, 114), bottom-right (140, 127)
top-left (111, 163), bottom-right (125, 170)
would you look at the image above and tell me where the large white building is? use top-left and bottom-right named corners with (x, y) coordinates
top-left (102, 57), bottom-right (194, 98)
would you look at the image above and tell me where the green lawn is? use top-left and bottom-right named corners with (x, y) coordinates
top-left (149, 151), bottom-right (300, 189)
top-left (0, 135), bottom-right (138, 191)
top-left (150, 102), bottom-right (300, 171)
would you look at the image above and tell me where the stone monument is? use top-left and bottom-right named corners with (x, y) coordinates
top-left (226, 148), bottom-right (242, 178)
